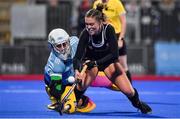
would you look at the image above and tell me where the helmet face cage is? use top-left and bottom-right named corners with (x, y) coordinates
top-left (54, 39), bottom-right (71, 60)
top-left (48, 29), bottom-right (71, 60)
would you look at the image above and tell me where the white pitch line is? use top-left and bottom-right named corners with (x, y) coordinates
top-left (0, 117), bottom-right (180, 119)
top-left (0, 89), bottom-right (44, 93)
top-left (0, 89), bottom-right (180, 96)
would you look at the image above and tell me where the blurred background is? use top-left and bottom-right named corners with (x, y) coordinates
top-left (0, 0), bottom-right (180, 76)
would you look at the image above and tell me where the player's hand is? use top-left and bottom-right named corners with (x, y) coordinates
top-left (75, 70), bottom-right (86, 81)
top-left (84, 60), bottom-right (97, 70)
top-left (49, 80), bottom-right (62, 99)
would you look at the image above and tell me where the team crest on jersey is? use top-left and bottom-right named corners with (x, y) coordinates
top-left (54, 58), bottom-right (61, 64)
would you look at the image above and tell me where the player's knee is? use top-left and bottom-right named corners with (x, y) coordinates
top-left (110, 70), bottom-right (123, 83)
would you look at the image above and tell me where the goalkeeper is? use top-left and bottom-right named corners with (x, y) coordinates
top-left (44, 28), bottom-right (96, 114)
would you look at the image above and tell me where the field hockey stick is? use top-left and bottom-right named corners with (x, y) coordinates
top-left (58, 65), bottom-right (87, 115)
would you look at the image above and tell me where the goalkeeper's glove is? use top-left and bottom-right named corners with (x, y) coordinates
top-left (49, 74), bottom-right (62, 99)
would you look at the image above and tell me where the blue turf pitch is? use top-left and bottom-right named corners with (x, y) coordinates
top-left (0, 80), bottom-right (180, 118)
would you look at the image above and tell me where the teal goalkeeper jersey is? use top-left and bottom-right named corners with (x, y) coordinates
top-left (44, 36), bottom-right (79, 85)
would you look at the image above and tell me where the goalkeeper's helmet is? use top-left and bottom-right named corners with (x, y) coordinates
top-left (48, 28), bottom-right (71, 60)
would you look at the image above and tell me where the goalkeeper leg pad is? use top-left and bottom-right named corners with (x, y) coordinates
top-left (45, 85), bottom-right (57, 110)
top-left (61, 86), bottom-right (77, 114)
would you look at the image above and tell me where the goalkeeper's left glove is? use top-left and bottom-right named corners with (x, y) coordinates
top-left (49, 74), bottom-right (62, 99)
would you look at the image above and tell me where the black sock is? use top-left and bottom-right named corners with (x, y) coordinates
top-left (126, 70), bottom-right (132, 83)
top-left (74, 87), bottom-right (86, 102)
top-left (127, 88), bottom-right (141, 108)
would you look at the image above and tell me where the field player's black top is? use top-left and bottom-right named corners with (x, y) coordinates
top-left (73, 24), bottom-right (119, 71)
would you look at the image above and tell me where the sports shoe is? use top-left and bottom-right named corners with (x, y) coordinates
top-left (137, 101), bottom-right (152, 114)
top-left (76, 95), bottom-right (96, 113)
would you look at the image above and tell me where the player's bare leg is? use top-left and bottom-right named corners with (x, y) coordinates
top-left (104, 62), bottom-right (152, 114)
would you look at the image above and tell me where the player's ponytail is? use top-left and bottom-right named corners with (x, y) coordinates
top-left (96, 3), bottom-right (104, 12)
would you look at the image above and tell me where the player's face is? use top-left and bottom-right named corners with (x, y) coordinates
top-left (55, 41), bottom-right (69, 53)
top-left (85, 17), bottom-right (101, 35)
